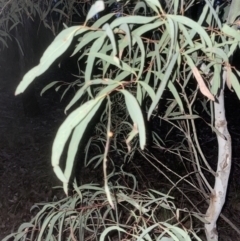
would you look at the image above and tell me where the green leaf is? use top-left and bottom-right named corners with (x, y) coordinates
top-left (110, 16), bottom-right (158, 29)
top-left (133, 1), bottom-right (147, 15)
top-left (103, 23), bottom-right (117, 56)
top-left (145, 0), bottom-right (162, 14)
top-left (148, 52), bottom-right (179, 119)
top-left (37, 212), bottom-right (57, 241)
top-left (204, 47), bottom-right (228, 62)
top-left (137, 81), bottom-right (156, 102)
top-left (89, 52), bottom-right (136, 75)
top-left (72, 31), bottom-right (104, 56)
top-left (40, 81), bottom-right (60, 95)
top-left (164, 100), bottom-right (177, 118)
top-left (137, 223), bottom-right (159, 241)
top-left (114, 70), bottom-right (131, 81)
top-left (120, 90), bottom-right (146, 150)
top-left (65, 79), bottom-right (114, 113)
top-left (168, 81), bottom-right (184, 113)
top-left (204, 0), bottom-right (222, 29)
top-left (45, 212), bottom-right (65, 241)
top-left (100, 226), bottom-right (128, 241)
top-left (133, 35), bottom-right (145, 81)
top-left (15, 26), bottom-right (81, 95)
top-left (97, 82), bottom-right (122, 96)
top-left (85, 35), bottom-right (106, 89)
top-left (119, 23), bottom-right (132, 59)
top-left (64, 98), bottom-right (104, 191)
top-left (17, 223), bottom-right (34, 232)
top-left (222, 24), bottom-right (240, 41)
top-left (52, 98), bottom-right (104, 185)
top-left (168, 14), bottom-right (212, 48)
top-left (179, 23), bottom-right (194, 48)
top-left (226, 1), bottom-right (240, 24)
top-left (92, 13), bottom-right (115, 28)
top-left (136, 80), bottom-right (143, 105)
top-left (166, 17), bottom-right (178, 65)
top-left (132, 21), bottom-right (164, 37)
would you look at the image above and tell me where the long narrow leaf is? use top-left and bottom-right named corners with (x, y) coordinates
top-left (15, 26), bottom-right (83, 95)
top-left (148, 52), bottom-right (179, 119)
top-left (120, 90), bottom-right (146, 149)
top-left (52, 98), bottom-right (104, 184)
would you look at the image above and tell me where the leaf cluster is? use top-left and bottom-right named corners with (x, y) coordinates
top-left (14, 0), bottom-right (240, 196)
top-left (3, 183), bottom-right (203, 241)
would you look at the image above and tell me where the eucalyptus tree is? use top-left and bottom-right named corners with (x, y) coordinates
top-left (3, 0), bottom-right (240, 240)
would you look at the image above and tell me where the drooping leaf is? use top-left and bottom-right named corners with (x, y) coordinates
top-left (145, 0), bottom-right (162, 14)
top-left (133, 1), bottom-right (147, 15)
top-left (110, 16), bottom-right (158, 29)
top-left (136, 83), bottom-right (142, 106)
top-left (89, 52), bottom-right (136, 75)
top-left (138, 81), bottom-right (156, 102)
top-left (63, 98), bottom-right (104, 193)
top-left (92, 13), bottom-right (115, 28)
top-left (119, 23), bottom-right (132, 60)
top-left (15, 26), bottom-right (84, 95)
top-left (52, 97), bottom-right (104, 185)
top-left (132, 35), bottom-right (145, 81)
top-left (168, 14), bottom-right (212, 48)
top-left (204, 47), bottom-right (228, 62)
top-left (85, 35), bottom-right (106, 94)
top-left (132, 21), bottom-right (164, 37)
top-left (40, 81), bottom-right (61, 95)
top-left (97, 82), bottom-right (122, 97)
top-left (226, 0), bottom-right (240, 24)
top-left (120, 90), bottom-right (146, 150)
top-left (103, 23), bottom-right (117, 56)
top-left (168, 81), bottom-right (184, 113)
top-left (166, 17), bottom-right (178, 65)
top-left (65, 79), bottom-right (114, 113)
top-left (100, 227), bottom-right (127, 241)
top-left (148, 52), bottom-right (179, 119)
top-left (71, 31), bottom-right (104, 56)
top-left (222, 24), bottom-right (240, 41)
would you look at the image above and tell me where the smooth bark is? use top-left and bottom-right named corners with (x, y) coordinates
top-left (205, 71), bottom-right (232, 241)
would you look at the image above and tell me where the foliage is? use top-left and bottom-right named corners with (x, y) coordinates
top-left (4, 0), bottom-right (240, 239)
top-left (15, 0), bottom-right (240, 194)
top-left (2, 182), bottom-right (203, 241)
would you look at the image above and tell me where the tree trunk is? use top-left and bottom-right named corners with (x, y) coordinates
top-left (205, 70), bottom-right (232, 241)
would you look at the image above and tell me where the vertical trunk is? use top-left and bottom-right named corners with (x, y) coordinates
top-left (205, 71), bottom-right (232, 241)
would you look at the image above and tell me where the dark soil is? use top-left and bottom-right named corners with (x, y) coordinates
top-left (0, 56), bottom-right (240, 241)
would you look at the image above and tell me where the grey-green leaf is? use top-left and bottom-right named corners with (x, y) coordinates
top-left (15, 26), bottom-right (81, 95)
top-left (120, 90), bottom-right (146, 149)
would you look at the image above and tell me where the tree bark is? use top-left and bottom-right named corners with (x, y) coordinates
top-left (205, 70), bottom-right (232, 241)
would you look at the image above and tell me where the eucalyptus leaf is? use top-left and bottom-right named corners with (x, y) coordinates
top-left (52, 98), bottom-right (104, 187)
top-left (120, 90), bottom-right (146, 150)
top-left (15, 26), bottom-right (82, 95)
top-left (64, 98), bottom-right (104, 189)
